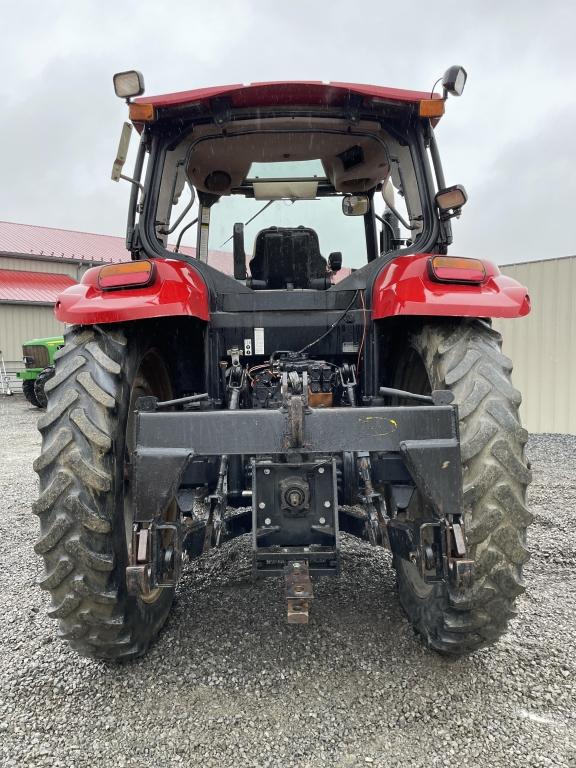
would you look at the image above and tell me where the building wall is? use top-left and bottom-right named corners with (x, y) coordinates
top-left (0, 253), bottom-right (102, 395)
top-left (0, 255), bottom-right (82, 279)
top-left (0, 304), bottom-right (65, 391)
top-left (493, 256), bottom-right (576, 435)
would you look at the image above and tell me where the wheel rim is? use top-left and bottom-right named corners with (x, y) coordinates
top-left (399, 557), bottom-right (433, 598)
top-left (124, 349), bottom-right (174, 605)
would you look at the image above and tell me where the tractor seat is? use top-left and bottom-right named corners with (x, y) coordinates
top-left (249, 226), bottom-right (328, 289)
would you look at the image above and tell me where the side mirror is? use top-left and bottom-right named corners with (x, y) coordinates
top-left (442, 65), bottom-right (467, 97)
top-left (328, 252), bottom-right (342, 273)
top-left (111, 122), bottom-right (133, 182)
top-left (342, 194), bottom-right (370, 216)
top-left (436, 184), bottom-right (468, 218)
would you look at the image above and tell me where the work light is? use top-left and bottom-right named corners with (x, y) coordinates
top-left (436, 184), bottom-right (468, 213)
top-left (442, 65), bottom-right (467, 97)
top-left (113, 70), bottom-right (145, 100)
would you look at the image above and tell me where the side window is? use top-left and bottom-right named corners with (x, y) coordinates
top-left (374, 141), bottom-right (423, 254)
top-left (155, 147), bottom-right (199, 253)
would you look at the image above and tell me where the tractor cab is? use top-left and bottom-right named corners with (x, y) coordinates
top-left (111, 74), bottom-right (469, 291)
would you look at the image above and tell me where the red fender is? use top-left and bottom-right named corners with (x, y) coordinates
top-left (55, 258), bottom-right (209, 325)
top-left (372, 254), bottom-right (530, 320)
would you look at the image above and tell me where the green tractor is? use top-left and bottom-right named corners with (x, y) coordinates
top-left (17, 336), bottom-right (64, 408)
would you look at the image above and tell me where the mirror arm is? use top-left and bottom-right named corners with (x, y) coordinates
top-left (428, 130), bottom-right (447, 191)
top-left (119, 174), bottom-right (144, 193)
top-left (429, 129), bottom-right (453, 246)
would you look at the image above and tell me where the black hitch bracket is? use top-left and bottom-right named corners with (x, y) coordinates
top-left (131, 396), bottom-right (473, 593)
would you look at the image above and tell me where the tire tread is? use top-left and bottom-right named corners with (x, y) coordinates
top-left (33, 325), bottom-right (170, 660)
top-left (394, 319), bottom-right (532, 655)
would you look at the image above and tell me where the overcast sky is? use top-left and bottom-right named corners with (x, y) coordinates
top-left (1, 0), bottom-right (574, 264)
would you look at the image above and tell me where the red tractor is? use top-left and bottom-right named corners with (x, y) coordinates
top-left (34, 67), bottom-right (532, 659)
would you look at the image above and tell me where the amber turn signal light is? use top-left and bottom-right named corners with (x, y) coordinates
top-left (429, 256), bottom-right (486, 284)
top-left (129, 102), bottom-right (155, 122)
top-left (419, 99), bottom-right (445, 118)
top-left (98, 260), bottom-right (155, 290)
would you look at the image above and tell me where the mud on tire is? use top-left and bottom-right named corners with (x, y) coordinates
top-left (392, 319), bottom-right (533, 655)
top-left (33, 325), bottom-right (175, 660)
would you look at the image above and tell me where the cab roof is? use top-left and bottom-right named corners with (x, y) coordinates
top-left (134, 80), bottom-right (442, 114)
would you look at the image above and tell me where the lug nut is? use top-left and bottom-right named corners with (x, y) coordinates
top-left (319, 517), bottom-right (326, 525)
top-left (258, 502), bottom-right (266, 510)
top-left (264, 468), bottom-right (270, 475)
top-left (318, 467), bottom-right (325, 474)
top-left (264, 517), bottom-right (271, 526)
top-left (324, 500), bottom-right (331, 508)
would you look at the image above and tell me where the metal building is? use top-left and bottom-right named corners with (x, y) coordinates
top-left (0, 221), bottom-right (132, 390)
top-left (493, 255), bottom-right (576, 435)
top-left (0, 221), bottom-right (234, 392)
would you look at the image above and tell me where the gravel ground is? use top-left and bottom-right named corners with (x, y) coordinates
top-left (0, 394), bottom-right (575, 768)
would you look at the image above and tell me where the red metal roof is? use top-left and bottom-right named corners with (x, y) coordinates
top-left (0, 220), bottom-right (134, 264)
top-left (0, 269), bottom-right (75, 303)
top-left (136, 80), bottom-right (441, 111)
top-left (0, 220), bottom-right (234, 267)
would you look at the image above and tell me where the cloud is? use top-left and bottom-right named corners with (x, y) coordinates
top-left (0, 0), bottom-right (574, 263)
top-left (452, 104), bottom-right (576, 262)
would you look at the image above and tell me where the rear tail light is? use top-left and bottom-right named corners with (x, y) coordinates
top-left (428, 256), bottom-right (486, 285)
top-left (98, 260), bottom-right (155, 290)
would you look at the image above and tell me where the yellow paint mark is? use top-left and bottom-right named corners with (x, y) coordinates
top-left (357, 416), bottom-right (398, 438)
top-left (359, 416), bottom-right (398, 428)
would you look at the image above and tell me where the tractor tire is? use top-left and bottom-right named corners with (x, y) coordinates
top-left (34, 366), bottom-right (55, 409)
top-left (22, 379), bottom-right (41, 408)
top-left (390, 318), bottom-right (532, 655)
top-left (33, 325), bottom-right (176, 660)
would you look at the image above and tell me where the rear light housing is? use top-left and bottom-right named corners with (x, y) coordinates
top-left (428, 256), bottom-right (486, 284)
top-left (98, 260), bottom-right (155, 290)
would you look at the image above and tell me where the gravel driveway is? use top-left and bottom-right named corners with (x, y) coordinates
top-left (0, 395), bottom-right (574, 767)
